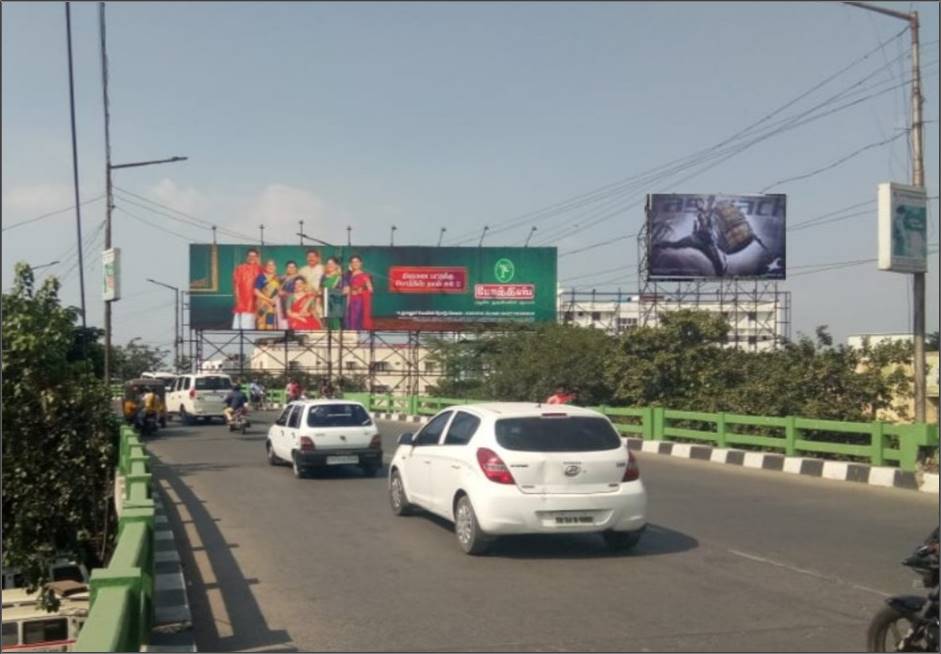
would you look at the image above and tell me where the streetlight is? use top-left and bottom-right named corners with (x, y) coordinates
top-left (437, 227), bottom-right (446, 247)
top-left (390, 225), bottom-right (397, 247)
top-left (478, 225), bottom-right (489, 247)
top-left (146, 278), bottom-right (180, 372)
top-left (297, 232), bottom-right (334, 247)
top-left (524, 226), bottom-right (538, 247)
top-left (844, 1), bottom-right (927, 421)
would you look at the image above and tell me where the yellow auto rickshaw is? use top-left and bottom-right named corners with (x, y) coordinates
top-left (122, 378), bottom-right (168, 428)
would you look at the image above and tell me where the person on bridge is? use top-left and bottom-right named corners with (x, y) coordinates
top-left (546, 386), bottom-right (576, 405)
top-left (223, 384), bottom-right (249, 425)
top-left (286, 379), bottom-right (303, 402)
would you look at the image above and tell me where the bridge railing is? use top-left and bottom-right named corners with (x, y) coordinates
top-left (366, 395), bottom-right (938, 472)
top-left (75, 425), bottom-right (155, 652)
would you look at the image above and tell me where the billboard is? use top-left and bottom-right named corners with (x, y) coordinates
top-left (646, 194), bottom-right (786, 280)
top-left (189, 244), bottom-right (557, 331)
top-left (878, 182), bottom-right (927, 274)
top-left (103, 247), bottom-right (121, 301)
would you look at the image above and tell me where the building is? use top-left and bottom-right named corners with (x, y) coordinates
top-left (557, 288), bottom-right (787, 351)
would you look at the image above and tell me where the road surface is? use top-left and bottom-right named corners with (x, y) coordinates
top-left (144, 411), bottom-right (938, 652)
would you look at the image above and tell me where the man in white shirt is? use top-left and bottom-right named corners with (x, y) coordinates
top-left (298, 249), bottom-right (325, 319)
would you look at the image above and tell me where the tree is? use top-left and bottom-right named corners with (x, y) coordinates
top-left (2, 264), bottom-right (118, 608)
top-left (928, 331), bottom-right (940, 351)
top-left (110, 338), bottom-right (169, 380)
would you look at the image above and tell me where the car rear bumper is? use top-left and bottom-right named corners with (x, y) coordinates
top-left (472, 480), bottom-right (647, 535)
top-left (294, 448), bottom-right (383, 468)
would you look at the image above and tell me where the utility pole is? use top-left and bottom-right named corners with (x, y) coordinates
top-left (147, 279), bottom-right (180, 372)
top-left (260, 225), bottom-right (265, 246)
top-left (99, 2), bottom-right (114, 386)
top-left (66, 2), bottom-right (86, 329)
top-left (845, 2), bottom-right (926, 421)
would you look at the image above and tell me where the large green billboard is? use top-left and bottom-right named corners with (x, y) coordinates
top-left (189, 244), bottom-right (557, 331)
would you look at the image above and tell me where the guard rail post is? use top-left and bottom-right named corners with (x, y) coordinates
top-left (898, 425), bottom-right (922, 472)
top-left (641, 407), bottom-right (654, 440)
top-left (870, 422), bottom-right (886, 467)
top-left (652, 407), bottom-right (665, 441)
top-left (716, 412), bottom-right (727, 449)
top-left (784, 415), bottom-right (797, 457)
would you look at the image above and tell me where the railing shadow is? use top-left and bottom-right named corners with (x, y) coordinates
top-left (152, 454), bottom-right (293, 652)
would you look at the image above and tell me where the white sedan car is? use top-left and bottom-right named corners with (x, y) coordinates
top-left (388, 402), bottom-right (647, 555)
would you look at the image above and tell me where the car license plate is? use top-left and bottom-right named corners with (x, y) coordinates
top-left (555, 515), bottom-right (594, 525)
top-left (326, 455), bottom-right (358, 465)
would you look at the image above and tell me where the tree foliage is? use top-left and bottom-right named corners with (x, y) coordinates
top-left (425, 310), bottom-right (915, 422)
top-left (110, 338), bottom-right (169, 380)
top-left (2, 264), bottom-right (118, 608)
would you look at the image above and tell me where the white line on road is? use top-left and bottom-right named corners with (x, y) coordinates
top-left (727, 549), bottom-right (890, 598)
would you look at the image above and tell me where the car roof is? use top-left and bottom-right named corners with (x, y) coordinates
top-left (444, 402), bottom-right (602, 418)
top-left (290, 399), bottom-right (366, 407)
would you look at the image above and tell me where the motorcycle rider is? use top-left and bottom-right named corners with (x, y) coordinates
top-left (223, 384), bottom-right (249, 426)
top-left (136, 386), bottom-right (159, 431)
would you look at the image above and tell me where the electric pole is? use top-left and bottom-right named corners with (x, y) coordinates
top-left (99, 2), bottom-right (114, 386)
top-left (845, 2), bottom-right (926, 421)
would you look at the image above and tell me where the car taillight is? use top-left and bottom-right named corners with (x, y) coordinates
top-left (623, 448), bottom-right (640, 482)
top-left (189, 389), bottom-right (196, 399)
top-left (369, 434), bottom-right (381, 449)
top-left (299, 437), bottom-right (315, 452)
top-left (476, 448), bottom-right (515, 485)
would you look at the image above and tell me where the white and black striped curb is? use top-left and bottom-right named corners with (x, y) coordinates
top-left (144, 493), bottom-right (197, 653)
top-left (372, 412), bottom-right (938, 494)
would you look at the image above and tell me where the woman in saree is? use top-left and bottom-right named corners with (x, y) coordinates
top-left (287, 278), bottom-right (322, 330)
top-left (278, 260), bottom-right (303, 324)
top-left (343, 255), bottom-right (374, 331)
top-left (254, 260), bottom-right (282, 330)
top-left (321, 257), bottom-right (344, 331)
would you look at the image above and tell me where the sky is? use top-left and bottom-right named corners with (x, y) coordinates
top-left (2, 1), bottom-right (939, 352)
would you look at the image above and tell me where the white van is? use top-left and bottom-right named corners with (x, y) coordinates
top-left (167, 373), bottom-right (234, 424)
top-left (1, 581), bottom-right (89, 652)
top-left (141, 371), bottom-right (177, 391)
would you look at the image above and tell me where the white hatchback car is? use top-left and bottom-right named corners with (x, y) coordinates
top-left (266, 400), bottom-right (383, 478)
top-left (388, 402), bottom-right (647, 555)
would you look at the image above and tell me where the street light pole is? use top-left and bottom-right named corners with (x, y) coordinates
top-left (147, 279), bottom-right (180, 372)
top-left (844, 2), bottom-right (926, 421)
top-left (524, 226), bottom-right (538, 247)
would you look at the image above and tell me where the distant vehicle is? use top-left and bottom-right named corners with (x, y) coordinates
top-left (140, 371), bottom-right (177, 391)
top-left (167, 373), bottom-right (234, 425)
top-left (266, 400), bottom-right (382, 479)
top-left (1, 580), bottom-right (89, 652)
top-left (388, 403), bottom-right (647, 555)
top-left (122, 378), bottom-right (167, 428)
top-left (1, 558), bottom-right (88, 591)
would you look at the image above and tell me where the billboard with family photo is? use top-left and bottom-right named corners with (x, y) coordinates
top-left (188, 243), bottom-right (557, 331)
top-left (646, 193), bottom-right (787, 280)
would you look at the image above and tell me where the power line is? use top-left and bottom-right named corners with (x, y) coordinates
top-left (114, 205), bottom-right (197, 242)
top-left (2, 194), bottom-right (105, 232)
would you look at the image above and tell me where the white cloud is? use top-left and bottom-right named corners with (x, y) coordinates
top-left (2, 183), bottom-right (76, 218)
top-left (246, 184), bottom-right (325, 226)
top-left (148, 178), bottom-right (210, 217)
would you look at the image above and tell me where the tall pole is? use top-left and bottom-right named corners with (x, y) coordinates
top-left (174, 287), bottom-right (180, 372)
top-left (65, 2), bottom-right (87, 329)
top-left (437, 227), bottom-right (446, 247)
top-left (910, 11), bottom-right (926, 422)
top-left (299, 220), bottom-right (304, 246)
top-left (99, 2), bottom-right (114, 386)
top-left (844, 2), bottom-right (926, 421)
top-left (346, 226), bottom-right (352, 247)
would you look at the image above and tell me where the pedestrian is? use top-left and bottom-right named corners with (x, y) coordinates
top-left (546, 385), bottom-right (576, 405)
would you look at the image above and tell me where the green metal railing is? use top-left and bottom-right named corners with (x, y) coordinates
top-left (367, 395), bottom-right (939, 472)
top-left (74, 426), bottom-right (155, 652)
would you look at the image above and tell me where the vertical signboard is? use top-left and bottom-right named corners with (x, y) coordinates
top-left (878, 182), bottom-right (927, 274)
top-left (102, 247), bottom-right (121, 301)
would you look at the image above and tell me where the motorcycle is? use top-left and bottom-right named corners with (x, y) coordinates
top-left (135, 410), bottom-right (159, 437)
top-left (227, 406), bottom-right (250, 434)
top-left (867, 527), bottom-right (939, 652)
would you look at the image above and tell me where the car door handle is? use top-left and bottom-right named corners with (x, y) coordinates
top-left (450, 464), bottom-right (460, 470)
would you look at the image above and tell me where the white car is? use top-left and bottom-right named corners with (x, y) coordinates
top-left (388, 403), bottom-right (647, 555)
top-left (266, 400), bottom-right (383, 479)
top-left (167, 373), bottom-right (234, 424)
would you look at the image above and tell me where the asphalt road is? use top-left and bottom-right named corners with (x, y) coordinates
top-left (144, 411), bottom-right (938, 652)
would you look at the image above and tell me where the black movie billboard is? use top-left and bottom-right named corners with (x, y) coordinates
top-left (646, 193), bottom-right (786, 280)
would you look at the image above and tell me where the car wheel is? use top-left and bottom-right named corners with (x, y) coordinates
top-left (180, 406), bottom-right (193, 425)
top-left (454, 495), bottom-right (492, 555)
top-left (291, 452), bottom-right (307, 479)
top-left (389, 470), bottom-right (414, 516)
top-left (266, 441), bottom-right (280, 466)
top-left (361, 463), bottom-right (381, 477)
top-left (602, 528), bottom-right (644, 553)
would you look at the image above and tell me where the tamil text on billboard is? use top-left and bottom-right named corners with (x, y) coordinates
top-left (646, 193), bottom-right (786, 280)
top-left (189, 244), bottom-right (557, 331)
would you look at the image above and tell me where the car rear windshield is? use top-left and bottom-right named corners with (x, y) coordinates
top-left (495, 416), bottom-right (621, 452)
top-left (307, 404), bottom-right (372, 428)
top-left (195, 377), bottom-right (232, 390)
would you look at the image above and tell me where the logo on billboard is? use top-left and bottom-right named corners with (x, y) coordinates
top-left (494, 258), bottom-right (515, 283)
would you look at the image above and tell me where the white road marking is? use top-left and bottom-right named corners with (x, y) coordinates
top-left (727, 548), bottom-right (889, 597)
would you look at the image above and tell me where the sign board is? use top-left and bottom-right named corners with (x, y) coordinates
top-left (646, 194), bottom-right (786, 280)
top-left (878, 182), bottom-right (927, 274)
top-left (188, 244), bottom-right (557, 331)
top-left (102, 247), bottom-right (121, 301)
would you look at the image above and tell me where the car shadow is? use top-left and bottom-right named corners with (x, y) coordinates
top-left (305, 464), bottom-right (388, 480)
top-left (414, 512), bottom-right (698, 560)
top-left (152, 453), bottom-right (294, 652)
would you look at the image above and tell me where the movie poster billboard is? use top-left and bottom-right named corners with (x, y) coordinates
top-left (646, 193), bottom-right (786, 280)
top-left (189, 244), bottom-right (557, 331)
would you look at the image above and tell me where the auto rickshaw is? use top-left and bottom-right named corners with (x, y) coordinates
top-left (122, 378), bottom-right (168, 428)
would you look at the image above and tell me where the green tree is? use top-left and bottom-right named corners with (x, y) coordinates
top-left (2, 264), bottom-right (118, 608)
top-left (927, 331), bottom-right (940, 351)
top-left (110, 338), bottom-right (169, 380)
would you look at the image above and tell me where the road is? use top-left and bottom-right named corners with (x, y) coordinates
top-left (145, 410), bottom-right (938, 652)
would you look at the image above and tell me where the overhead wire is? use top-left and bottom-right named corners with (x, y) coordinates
top-left (2, 194), bottom-right (105, 232)
top-left (114, 205), bottom-right (199, 242)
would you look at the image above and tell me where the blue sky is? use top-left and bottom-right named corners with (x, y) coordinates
top-left (3, 1), bottom-right (939, 350)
